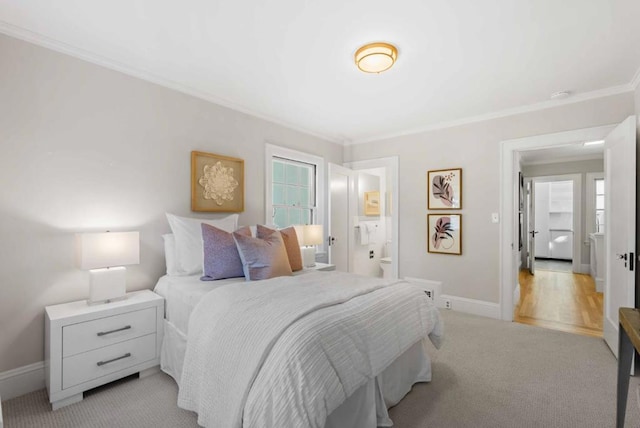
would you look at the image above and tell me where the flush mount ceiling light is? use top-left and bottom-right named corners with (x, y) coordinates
top-left (355, 42), bottom-right (398, 74)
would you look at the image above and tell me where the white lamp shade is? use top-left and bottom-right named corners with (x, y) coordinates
top-left (301, 224), bottom-right (323, 246)
top-left (77, 231), bottom-right (140, 270)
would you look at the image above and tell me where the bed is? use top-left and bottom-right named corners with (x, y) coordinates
top-left (154, 270), bottom-right (443, 428)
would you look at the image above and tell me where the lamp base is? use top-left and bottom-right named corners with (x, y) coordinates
top-left (88, 267), bottom-right (127, 305)
top-left (301, 247), bottom-right (316, 268)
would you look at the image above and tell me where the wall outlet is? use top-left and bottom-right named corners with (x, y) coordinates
top-left (443, 298), bottom-right (452, 309)
top-left (369, 250), bottom-right (374, 259)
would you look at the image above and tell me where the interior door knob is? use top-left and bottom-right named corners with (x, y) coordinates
top-left (617, 253), bottom-right (628, 261)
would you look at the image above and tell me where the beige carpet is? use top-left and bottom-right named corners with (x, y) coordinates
top-left (3, 310), bottom-right (640, 427)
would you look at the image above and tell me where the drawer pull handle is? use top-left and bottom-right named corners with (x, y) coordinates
top-left (97, 353), bottom-right (131, 367)
top-left (97, 325), bottom-right (131, 337)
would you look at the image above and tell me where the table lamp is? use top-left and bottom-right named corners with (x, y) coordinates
top-left (76, 231), bottom-right (140, 304)
top-left (300, 224), bottom-right (323, 268)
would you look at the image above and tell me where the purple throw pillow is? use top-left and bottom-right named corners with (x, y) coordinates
top-left (201, 224), bottom-right (251, 281)
top-left (233, 230), bottom-right (293, 281)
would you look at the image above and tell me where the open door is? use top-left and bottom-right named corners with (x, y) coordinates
top-left (328, 163), bottom-right (356, 272)
top-left (527, 179), bottom-right (537, 275)
top-left (603, 116), bottom-right (637, 357)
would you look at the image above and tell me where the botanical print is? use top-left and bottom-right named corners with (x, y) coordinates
top-left (428, 214), bottom-right (461, 255)
top-left (199, 161), bottom-right (239, 206)
top-left (364, 191), bottom-right (380, 216)
top-left (428, 168), bottom-right (462, 209)
top-left (191, 151), bottom-right (244, 212)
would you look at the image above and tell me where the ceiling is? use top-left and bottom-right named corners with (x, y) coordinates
top-left (1, 0), bottom-right (640, 144)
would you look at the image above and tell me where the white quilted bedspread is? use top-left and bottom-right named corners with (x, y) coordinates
top-left (177, 271), bottom-right (443, 428)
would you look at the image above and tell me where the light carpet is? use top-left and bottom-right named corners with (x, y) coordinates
top-left (3, 310), bottom-right (639, 427)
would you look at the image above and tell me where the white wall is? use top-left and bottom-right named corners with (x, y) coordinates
top-left (344, 93), bottom-right (635, 303)
top-left (0, 34), bottom-right (343, 373)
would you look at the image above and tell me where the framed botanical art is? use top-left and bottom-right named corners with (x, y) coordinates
top-left (191, 151), bottom-right (244, 212)
top-left (427, 214), bottom-right (462, 255)
top-left (427, 168), bottom-right (462, 209)
top-left (364, 191), bottom-right (380, 216)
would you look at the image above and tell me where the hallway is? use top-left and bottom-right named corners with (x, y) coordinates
top-left (514, 269), bottom-right (603, 337)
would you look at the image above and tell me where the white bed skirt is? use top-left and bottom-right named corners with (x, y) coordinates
top-left (161, 320), bottom-right (432, 428)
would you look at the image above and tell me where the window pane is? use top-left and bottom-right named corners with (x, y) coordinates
top-left (285, 164), bottom-right (299, 185)
top-left (289, 208), bottom-right (302, 225)
top-left (596, 210), bottom-right (605, 230)
top-left (596, 179), bottom-right (604, 195)
top-left (596, 195), bottom-right (605, 210)
top-left (273, 184), bottom-right (285, 205)
top-left (299, 187), bottom-right (310, 207)
top-left (273, 161), bottom-right (285, 183)
top-left (273, 207), bottom-right (288, 228)
top-left (302, 209), bottom-right (311, 225)
top-left (286, 185), bottom-right (300, 206)
top-left (300, 166), bottom-right (311, 186)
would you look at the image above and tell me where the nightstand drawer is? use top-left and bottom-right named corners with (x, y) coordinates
top-left (63, 307), bottom-right (156, 357)
top-left (62, 333), bottom-right (156, 389)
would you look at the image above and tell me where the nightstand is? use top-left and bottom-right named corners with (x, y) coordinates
top-left (308, 263), bottom-right (336, 272)
top-left (45, 290), bottom-right (164, 410)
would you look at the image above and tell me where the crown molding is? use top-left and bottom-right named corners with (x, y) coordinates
top-left (346, 84), bottom-right (634, 145)
top-left (0, 21), bottom-right (343, 145)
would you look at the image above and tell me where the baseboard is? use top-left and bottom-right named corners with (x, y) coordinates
top-left (578, 264), bottom-right (591, 274)
top-left (0, 361), bottom-right (45, 401)
top-left (513, 283), bottom-right (521, 306)
top-left (440, 294), bottom-right (501, 319)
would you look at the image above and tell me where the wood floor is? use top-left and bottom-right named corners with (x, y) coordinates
top-left (514, 268), bottom-right (603, 337)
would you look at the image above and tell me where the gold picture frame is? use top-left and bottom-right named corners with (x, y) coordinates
top-left (364, 191), bottom-right (380, 216)
top-left (191, 151), bottom-right (244, 212)
top-left (427, 168), bottom-right (462, 210)
top-left (427, 213), bottom-right (462, 255)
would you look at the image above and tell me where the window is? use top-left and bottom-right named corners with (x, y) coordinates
top-left (272, 157), bottom-right (315, 228)
top-left (595, 178), bottom-right (605, 233)
top-left (265, 144), bottom-right (325, 236)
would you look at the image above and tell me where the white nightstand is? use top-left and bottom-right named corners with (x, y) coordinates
top-left (45, 290), bottom-right (164, 410)
top-left (307, 263), bottom-right (336, 272)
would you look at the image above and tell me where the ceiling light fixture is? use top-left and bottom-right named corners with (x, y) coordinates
top-left (583, 140), bottom-right (605, 146)
top-left (355, 42), bottom-right (398, 74)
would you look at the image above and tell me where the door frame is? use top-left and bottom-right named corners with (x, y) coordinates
top-left (529, 174), bottom-right (583, 273)
top-left (345, 156), bottom-right (400, 279)
top-left (328, 163), bottom-right (357, 272)
top-left (499, 124), bottom-right (616, 321)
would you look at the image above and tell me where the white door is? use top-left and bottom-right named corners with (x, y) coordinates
top-left (527, 180), bottom-right (537, 275)
top-left (603, 115), bottom-right (637, 356)
top-left (328, 164), bottom-right (355, 272)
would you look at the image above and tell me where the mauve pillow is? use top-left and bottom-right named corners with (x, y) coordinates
top-left (256, 225), bottom-right (303, 272)
top-left (233, 231), bottom-right (293, 281)
top-left (201, 224), bottom-right (251, 281)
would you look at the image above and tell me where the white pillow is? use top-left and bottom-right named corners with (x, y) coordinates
top-left (166, 213), bottom-right (239, 275)
top-left (162, 234), bottom-right (182, 276)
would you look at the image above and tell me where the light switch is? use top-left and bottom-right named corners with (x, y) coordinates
top-left (491, 213), bottom-right (500, 223)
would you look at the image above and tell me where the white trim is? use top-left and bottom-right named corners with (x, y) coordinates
top-left (579, 263), bottom-right (591, 275)
top-left (0, 361), bottom-right (45, 400)
top-left (439, 295), bottom-right (501, 319)
top-left (265, 143), bottom-right (327, 255)
top-left (0, 21), bottom-right (342, 145)
top-left (522, 153), bottom-right (604, 166)
top-left (404, 277), bottom-right (442, 302)
top-left (347, 86), bottom-right (633, 145)
top-left (631, 65), bottom-right (640, 90)
top-left (513, 282), bottom-right (521, 306)
top-left (344, 157), bottom-right (400, 279)
top-left (499, 124), bottom-right (617, 321)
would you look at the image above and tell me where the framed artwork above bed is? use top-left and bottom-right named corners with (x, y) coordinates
top-left (191, 151), bottom-right (244, 212)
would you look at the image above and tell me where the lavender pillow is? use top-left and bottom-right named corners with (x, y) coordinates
top-left (201, 224), bottom-right (251, 281)
top-left (256, 225), bottom-right (303, 272)
top-left (233, 230), bottom-right (293, 281)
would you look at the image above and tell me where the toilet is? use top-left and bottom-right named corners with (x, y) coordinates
top-left (380, 241), bottom-right (393, 279)
top-left (380, 257), bottom-right (392, 279)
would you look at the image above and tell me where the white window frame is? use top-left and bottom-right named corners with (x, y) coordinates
top-left (585, 172), bottom-right (605, 235)
top-left (265, 143), bottom-right (326, 253)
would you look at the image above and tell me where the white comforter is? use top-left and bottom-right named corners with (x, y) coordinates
top-left (177, 271), bottom-right (443, 428)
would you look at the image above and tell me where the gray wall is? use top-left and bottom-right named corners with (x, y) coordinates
top-left (345, 93), bottom-right (635, 303)
top-left (0, 34), bottom-right (343, 373)
top-left (522, 159), bottom-right (604, 266)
